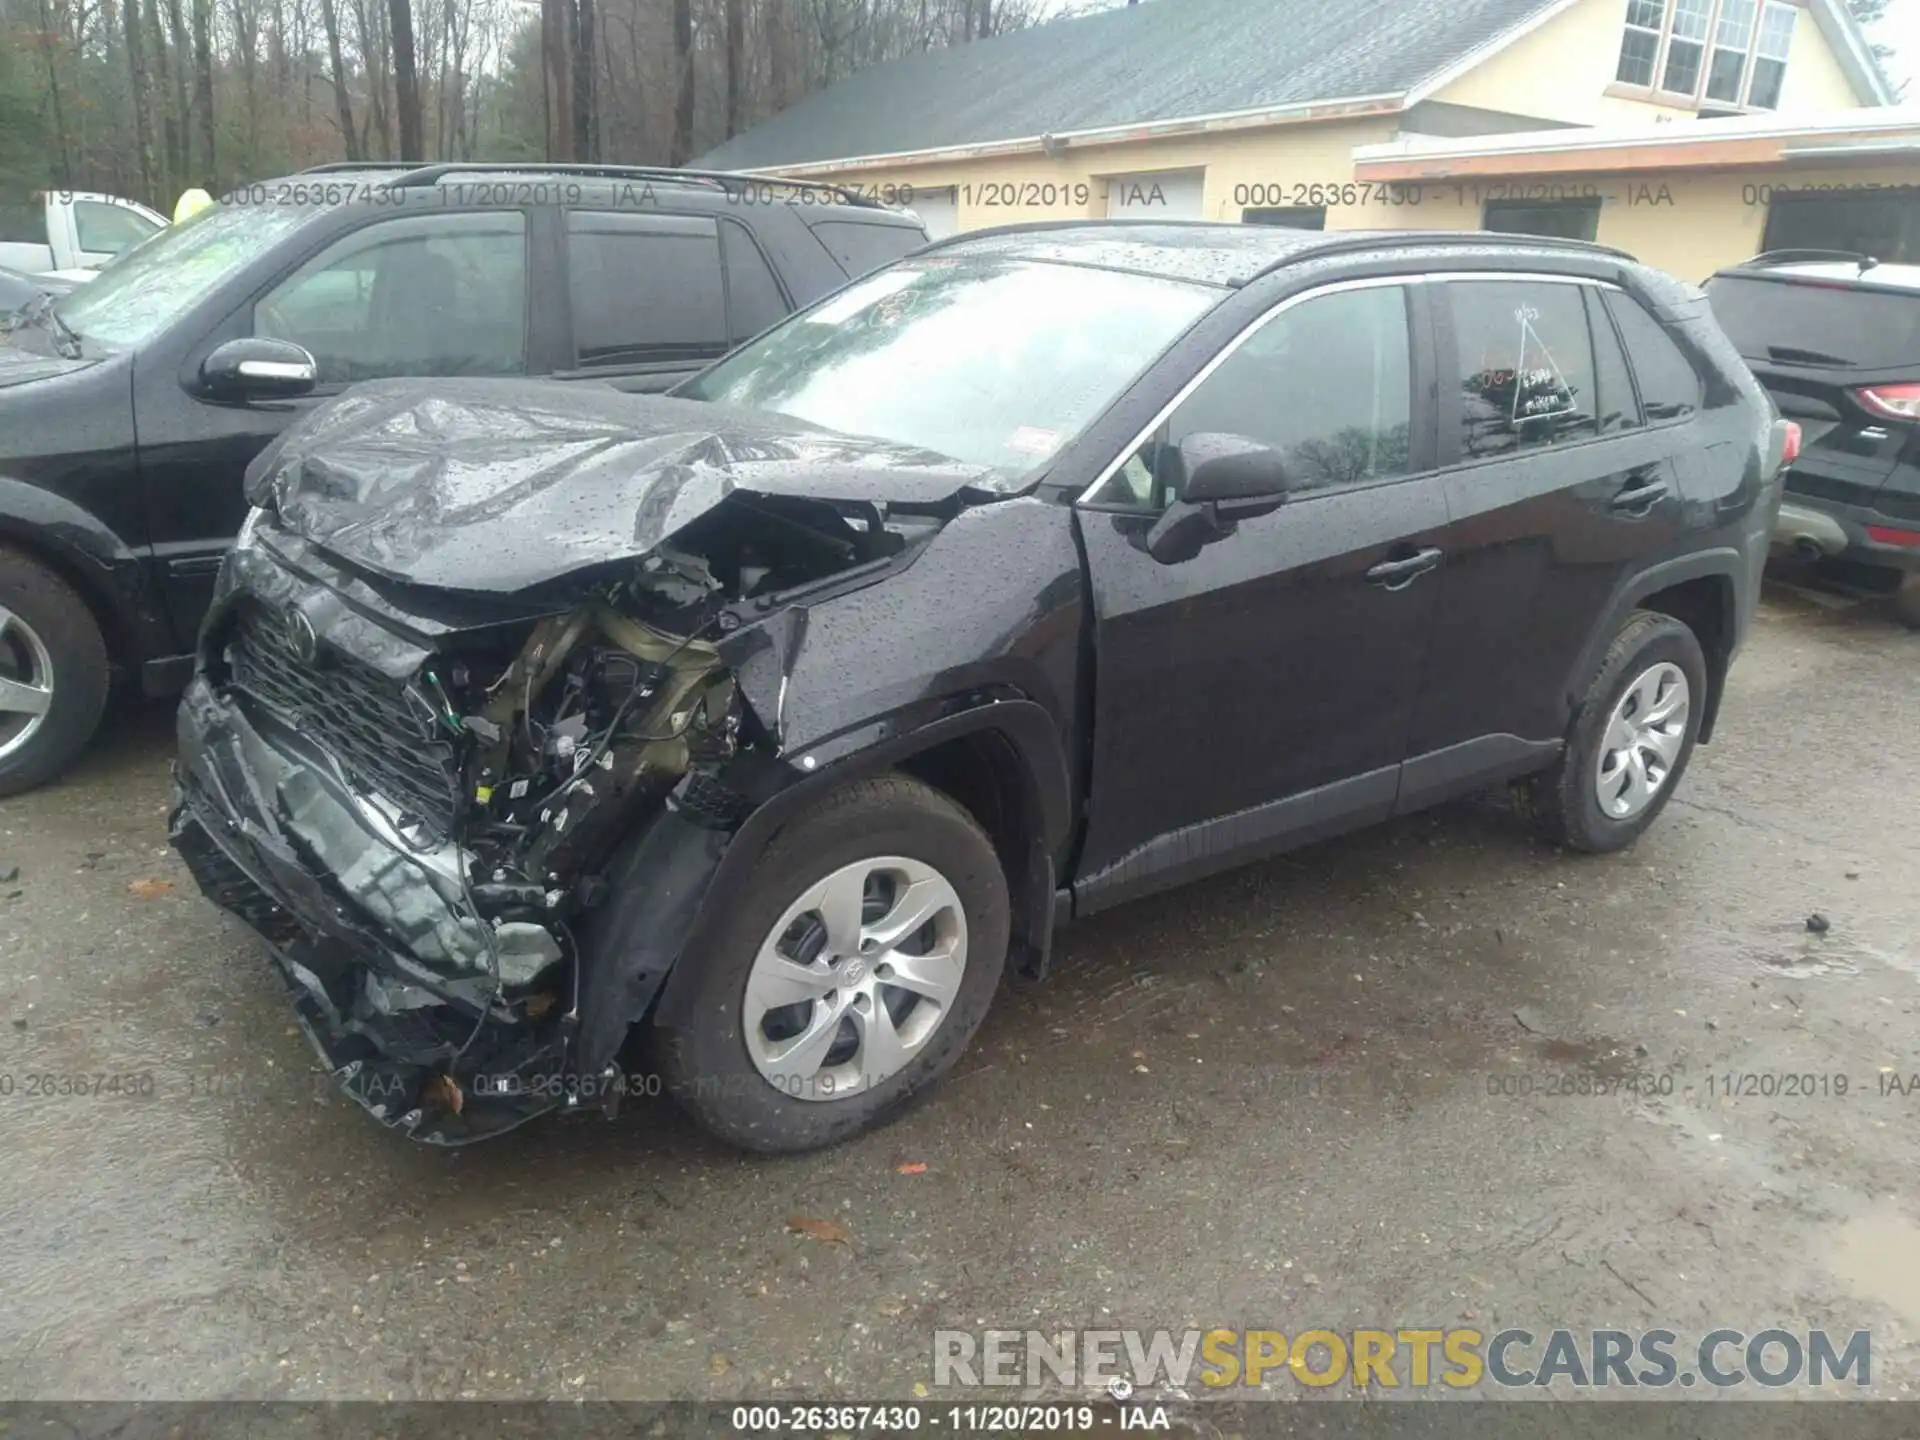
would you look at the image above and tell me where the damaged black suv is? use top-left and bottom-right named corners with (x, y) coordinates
top-left (171, 224), bottom-right (1790, 1151)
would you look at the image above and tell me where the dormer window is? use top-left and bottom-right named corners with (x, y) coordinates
top-left (1615, 0), bottom-right (1797, 110)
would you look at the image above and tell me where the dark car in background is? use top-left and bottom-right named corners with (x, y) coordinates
top-left (1705, 250), bottom-right (1920, 627)
top-left (0, 161), bottom-right (928, 795)
top-left (169, 224), bottom-right (1791, 1152)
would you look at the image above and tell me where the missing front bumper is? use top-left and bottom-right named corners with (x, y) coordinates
top-left (170, 678), bottom-right (573, 1145)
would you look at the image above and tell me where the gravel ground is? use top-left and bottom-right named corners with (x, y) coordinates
top-left (0, 580), bottom-right (1916, 1405)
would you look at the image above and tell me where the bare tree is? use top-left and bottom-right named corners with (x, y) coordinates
top-left (722, 0), bottom-right (743, 137)
top-left (390, 0), bottom-right (423, 157)
top-left (123, 0), bottom-right (160, 202)
top-left (190, 0), bottom-right (216, 183)
top-left (162, 0), bottom-right (192, 179)
top-left (315, 0), bottom-right (359, 159)
top-left (145, 0), bottom-right (178, 195)
top-left (571, 0), bottom-right (595, 159)
top-left (35, 0), bottom-right (74, 183)
top-left (540, 0), bottom-right (571, 157)
top-left (669, 0), bottom-right (692, 162)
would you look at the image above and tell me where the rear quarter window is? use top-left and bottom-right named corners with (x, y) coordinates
top-left (810, 219), bottom-right (926, 278)
top-left (1604, 290), bottom-right (1701, 424)
top-left (1705, 274), bottom-right (1920, 372)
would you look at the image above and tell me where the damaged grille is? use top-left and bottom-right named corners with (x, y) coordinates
top-left (228, 602), bottom-right (459, 837)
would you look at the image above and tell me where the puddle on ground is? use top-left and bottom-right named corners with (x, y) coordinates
top-left (1751, 944), bottom-right (1863, 979)
top-left (1534, 1035), bottom-right (1643, 1082)
top-left (1829, 1205), bottom-right (1920, 1332)
top-left (1744, 921), bottom-right (1869, 978)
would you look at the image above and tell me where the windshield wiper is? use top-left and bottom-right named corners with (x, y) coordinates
top-left (1766, 344), bottom-right (1853, 367)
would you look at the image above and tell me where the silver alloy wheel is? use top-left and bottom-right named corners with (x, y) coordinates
top-left (0, 603), bottom-right (55, 765)
top-left (1594, 660), bottom-right (1689, 821)
top-left (742, 855), bottom-right (968, 1103)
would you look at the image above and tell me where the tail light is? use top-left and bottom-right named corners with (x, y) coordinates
top-left (1867, 524), bottom-right (1920, 549)
top-left (1780, 420), bottom-right (1802, 467)
top-left (1853, 382), bottom-right (1920, 421)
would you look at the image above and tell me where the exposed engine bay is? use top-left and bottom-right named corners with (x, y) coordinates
top-left (166, 377), bottom-right (1027, 1143)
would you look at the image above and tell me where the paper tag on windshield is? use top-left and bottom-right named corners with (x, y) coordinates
top-left (1006, 426), bottom-right (1062, 457)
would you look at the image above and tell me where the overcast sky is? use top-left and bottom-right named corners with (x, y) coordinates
top-left (1872, 0), bottom-right (1920, 93)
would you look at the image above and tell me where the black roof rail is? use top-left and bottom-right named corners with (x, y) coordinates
top-left (298, 160), bottom-right (429, 174)
top-left (916, 219), bottom-right (1637, 284)
top-left (1282, 226), bottom-right (1632, 264)
top-left (368, 160), bottom-right (893, 210)
top-left (1733, 248), bottom-right (1879, 273)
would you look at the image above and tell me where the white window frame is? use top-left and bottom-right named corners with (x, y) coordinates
top-left (1616, 0), bottom-right (1666, 85)
top-left (1614, 0), bottom-right (1798, 111)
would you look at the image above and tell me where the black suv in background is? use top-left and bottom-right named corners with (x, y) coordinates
top-left (0, 162), bottom-right (928, 794)
top-left (1705, 250), bottom-right (1920, 626)
top-left (170, 225), bottom-right (1792, 1151)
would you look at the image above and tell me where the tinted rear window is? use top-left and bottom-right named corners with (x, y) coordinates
top-left (1705, 274), bottom-right (1920, 371)
top-left (811, 219), bottom-right (924, 277)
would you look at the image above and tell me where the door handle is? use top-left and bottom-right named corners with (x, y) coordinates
top-left (1610, 477), bottom-right (1671, 514)
top-left (1365, 547), bottom-right (1443, 590)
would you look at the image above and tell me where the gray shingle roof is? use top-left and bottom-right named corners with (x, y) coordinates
top-left (694, 0), bottom-right (1568, 171)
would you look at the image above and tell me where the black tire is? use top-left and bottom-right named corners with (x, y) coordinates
top-left (0, 547), bottom-right (110, 798)
top-left (655, 774), bottom-right (1010, 1154)
top-left (1894, 575), bottom-right (1920, 631)
top-left (1531, 610), bottom-right (1707, 854)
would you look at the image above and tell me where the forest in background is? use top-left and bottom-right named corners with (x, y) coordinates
top-left (0, 0), bottom-right (1058, 205)
top-left (0, 0), bottom-right (1898, 211)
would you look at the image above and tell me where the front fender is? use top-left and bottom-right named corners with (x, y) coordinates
top-left (570, 494), bottom-right (1088, 1074)
top-left (658, 697), bottom-right (1071, 1026)
top-left (0, 475), bottom-right (177, 665)
top-left (569, 695), bottom-right (1074, 1078)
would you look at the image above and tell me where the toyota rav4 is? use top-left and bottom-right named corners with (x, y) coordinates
top-left (170, 223), bottom-right (1791, 1151)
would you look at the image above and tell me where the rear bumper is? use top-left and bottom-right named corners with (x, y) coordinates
top-left (1772, 489), bottom-right (1920, 574)
top-left (169, 676), bottom-right (570, 1145)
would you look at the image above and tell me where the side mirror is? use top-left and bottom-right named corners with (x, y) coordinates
top-left (201, 337), bottom-right (317, 402)
top-left (1143, 432), bottom-right (1291, 564)
top-left (1177, 431), bottom-right (1293, 502)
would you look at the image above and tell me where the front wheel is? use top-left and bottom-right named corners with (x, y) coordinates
top-left (0, 548), bottom-right (110, 797)
top-left (1531, 610), bottom-right (1707, 854)
top-left (655, 774), bottom-right (1010, 1153)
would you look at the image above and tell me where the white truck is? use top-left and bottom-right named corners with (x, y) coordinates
top-left (0, 190), bottom-right (169, 282)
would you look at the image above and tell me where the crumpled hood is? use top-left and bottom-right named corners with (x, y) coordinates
top-left (249, 378), bottom-right (1002, 592)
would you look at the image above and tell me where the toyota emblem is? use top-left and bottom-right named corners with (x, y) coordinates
top-left (285, 606), bottom-right (320, 664)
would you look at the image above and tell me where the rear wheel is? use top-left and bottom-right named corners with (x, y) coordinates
top-left (655, 774), bottom-right (1009, 1153)
top-left (1531, 610), bottom-right (1706, 854)
top-left (1894, 574), bottom-right (1920, 630)
top-left (0, 548), bottom-right (109, 797)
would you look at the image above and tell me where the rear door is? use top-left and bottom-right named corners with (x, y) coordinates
top-left (1404, 274), bottom-right (1690, 801)
top-left (554, 211), bottom-right (789, 393)
top-left (1704, 272), bottom-right (1920, 518)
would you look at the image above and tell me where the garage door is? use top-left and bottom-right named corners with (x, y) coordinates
top-left (1104, 169), bottom-right (1206, 221)
top-left (908, 187), bottom-right (958, 239)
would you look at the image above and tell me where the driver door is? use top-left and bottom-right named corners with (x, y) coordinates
top-left (1071, 278), bottom-right (1451, 913)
